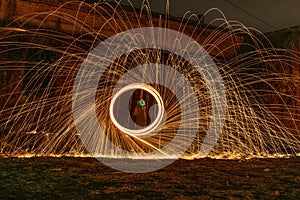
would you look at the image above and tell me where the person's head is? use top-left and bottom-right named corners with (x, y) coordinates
top-left (137, 99), bottom-right (146, 110)
top-left (138, 99), bottom-right (146, 107)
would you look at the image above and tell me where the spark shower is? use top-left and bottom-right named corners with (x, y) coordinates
top-left (0, 0), bottom-right (299, 167)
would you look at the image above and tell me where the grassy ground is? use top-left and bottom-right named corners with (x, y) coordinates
top-left (0, 156), bottom-right (299, 199)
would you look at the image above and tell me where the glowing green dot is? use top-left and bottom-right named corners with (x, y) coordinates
top-left (139, 100), bottom-right (146, 107)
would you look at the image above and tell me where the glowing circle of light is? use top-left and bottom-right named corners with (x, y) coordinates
top-left (72, 27), bottom-right (226, 173)
top-left (109, 83), bottom-right (164, 137)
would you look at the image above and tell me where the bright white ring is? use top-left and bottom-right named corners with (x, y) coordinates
top-left (109, 83), bottom-right (164, 137)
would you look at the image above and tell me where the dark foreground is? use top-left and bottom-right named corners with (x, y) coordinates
top-left (0, 157), bottom-right (299, 199)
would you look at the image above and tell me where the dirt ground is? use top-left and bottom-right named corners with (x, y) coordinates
top-left (0, 156), bottom-right (299, 199)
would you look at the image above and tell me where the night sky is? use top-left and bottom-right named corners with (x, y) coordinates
top-left (123, 0), bottom-right (299, 33)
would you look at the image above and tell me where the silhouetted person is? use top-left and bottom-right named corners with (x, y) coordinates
top-left (133, 98), bottom-right (147, 127)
